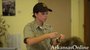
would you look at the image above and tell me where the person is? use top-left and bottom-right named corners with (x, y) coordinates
top-left (23, 2), bottom-right (64, 50)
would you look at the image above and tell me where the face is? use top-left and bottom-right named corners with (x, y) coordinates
top-left (35, 12), bottom-right (48, 23)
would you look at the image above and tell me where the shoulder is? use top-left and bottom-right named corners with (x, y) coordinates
top-left (24, 21), bottom-right (34, 29)
top-left (25, 21), bottom-right (35, 26)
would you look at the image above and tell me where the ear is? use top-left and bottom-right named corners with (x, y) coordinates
top-left (35, 13), bottom-right (38, 18)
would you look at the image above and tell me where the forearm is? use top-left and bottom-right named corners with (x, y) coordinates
top-left (26, 34), bottom-right (49, 45)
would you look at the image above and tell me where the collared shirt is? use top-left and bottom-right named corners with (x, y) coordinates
top-left (23, 20), bottom-right (52, 50)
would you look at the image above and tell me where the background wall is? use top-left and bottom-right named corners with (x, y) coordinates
top-left (0, 0), bottom-right (38, 50)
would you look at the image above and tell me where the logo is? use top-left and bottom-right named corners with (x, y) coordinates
top-left (50, 45), bottom-right (89, 50)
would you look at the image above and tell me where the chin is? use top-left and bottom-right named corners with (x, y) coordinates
top-left (43, 20), bottom-right (46, 23)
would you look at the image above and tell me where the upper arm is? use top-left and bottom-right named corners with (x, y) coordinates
top-left (23, 25), bottom-right (34, 44)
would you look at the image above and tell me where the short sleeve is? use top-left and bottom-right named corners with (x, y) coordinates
top-left (23, 24), bottom-right (34, 39)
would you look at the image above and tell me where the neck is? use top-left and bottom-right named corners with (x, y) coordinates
top-left (35, 19), bottom-right (43, 26)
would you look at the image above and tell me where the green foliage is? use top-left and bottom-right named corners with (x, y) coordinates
top-left (0, 16), bottom-right (9, 36)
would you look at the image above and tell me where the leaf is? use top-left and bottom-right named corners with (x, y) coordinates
top-left (0, 16), bottom-right (10, 36)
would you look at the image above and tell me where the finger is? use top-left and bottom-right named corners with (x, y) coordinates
top-left (60, 34), bottom-right (65, 39)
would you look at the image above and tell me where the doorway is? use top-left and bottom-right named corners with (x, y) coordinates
top-left (84, 0), bottom-right (90, 49)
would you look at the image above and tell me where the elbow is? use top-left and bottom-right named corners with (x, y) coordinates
top-left (24, 38), bottom-right (34, 45)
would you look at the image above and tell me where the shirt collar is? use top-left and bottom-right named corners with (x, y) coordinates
top-left (33, 20), bottom-right (47, 30)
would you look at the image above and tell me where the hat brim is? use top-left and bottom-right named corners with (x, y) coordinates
top-left (48, 8), bottom-right (52, 12)
top-left (38, 7), bottom-right (52, 12)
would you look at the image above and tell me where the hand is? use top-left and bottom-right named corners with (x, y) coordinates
top-left (59, 34), bottom-right (65, 40)
top-left (51, 34), bottom-right (65, 45)
top-left (47, 32), bottom-right (58, 39)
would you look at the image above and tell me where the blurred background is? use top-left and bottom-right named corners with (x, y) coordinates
top-left (0, 0), bottom-right (90, 50)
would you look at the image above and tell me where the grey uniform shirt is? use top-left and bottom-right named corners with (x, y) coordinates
top-left (23, 20), bottom-right (52, 50)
